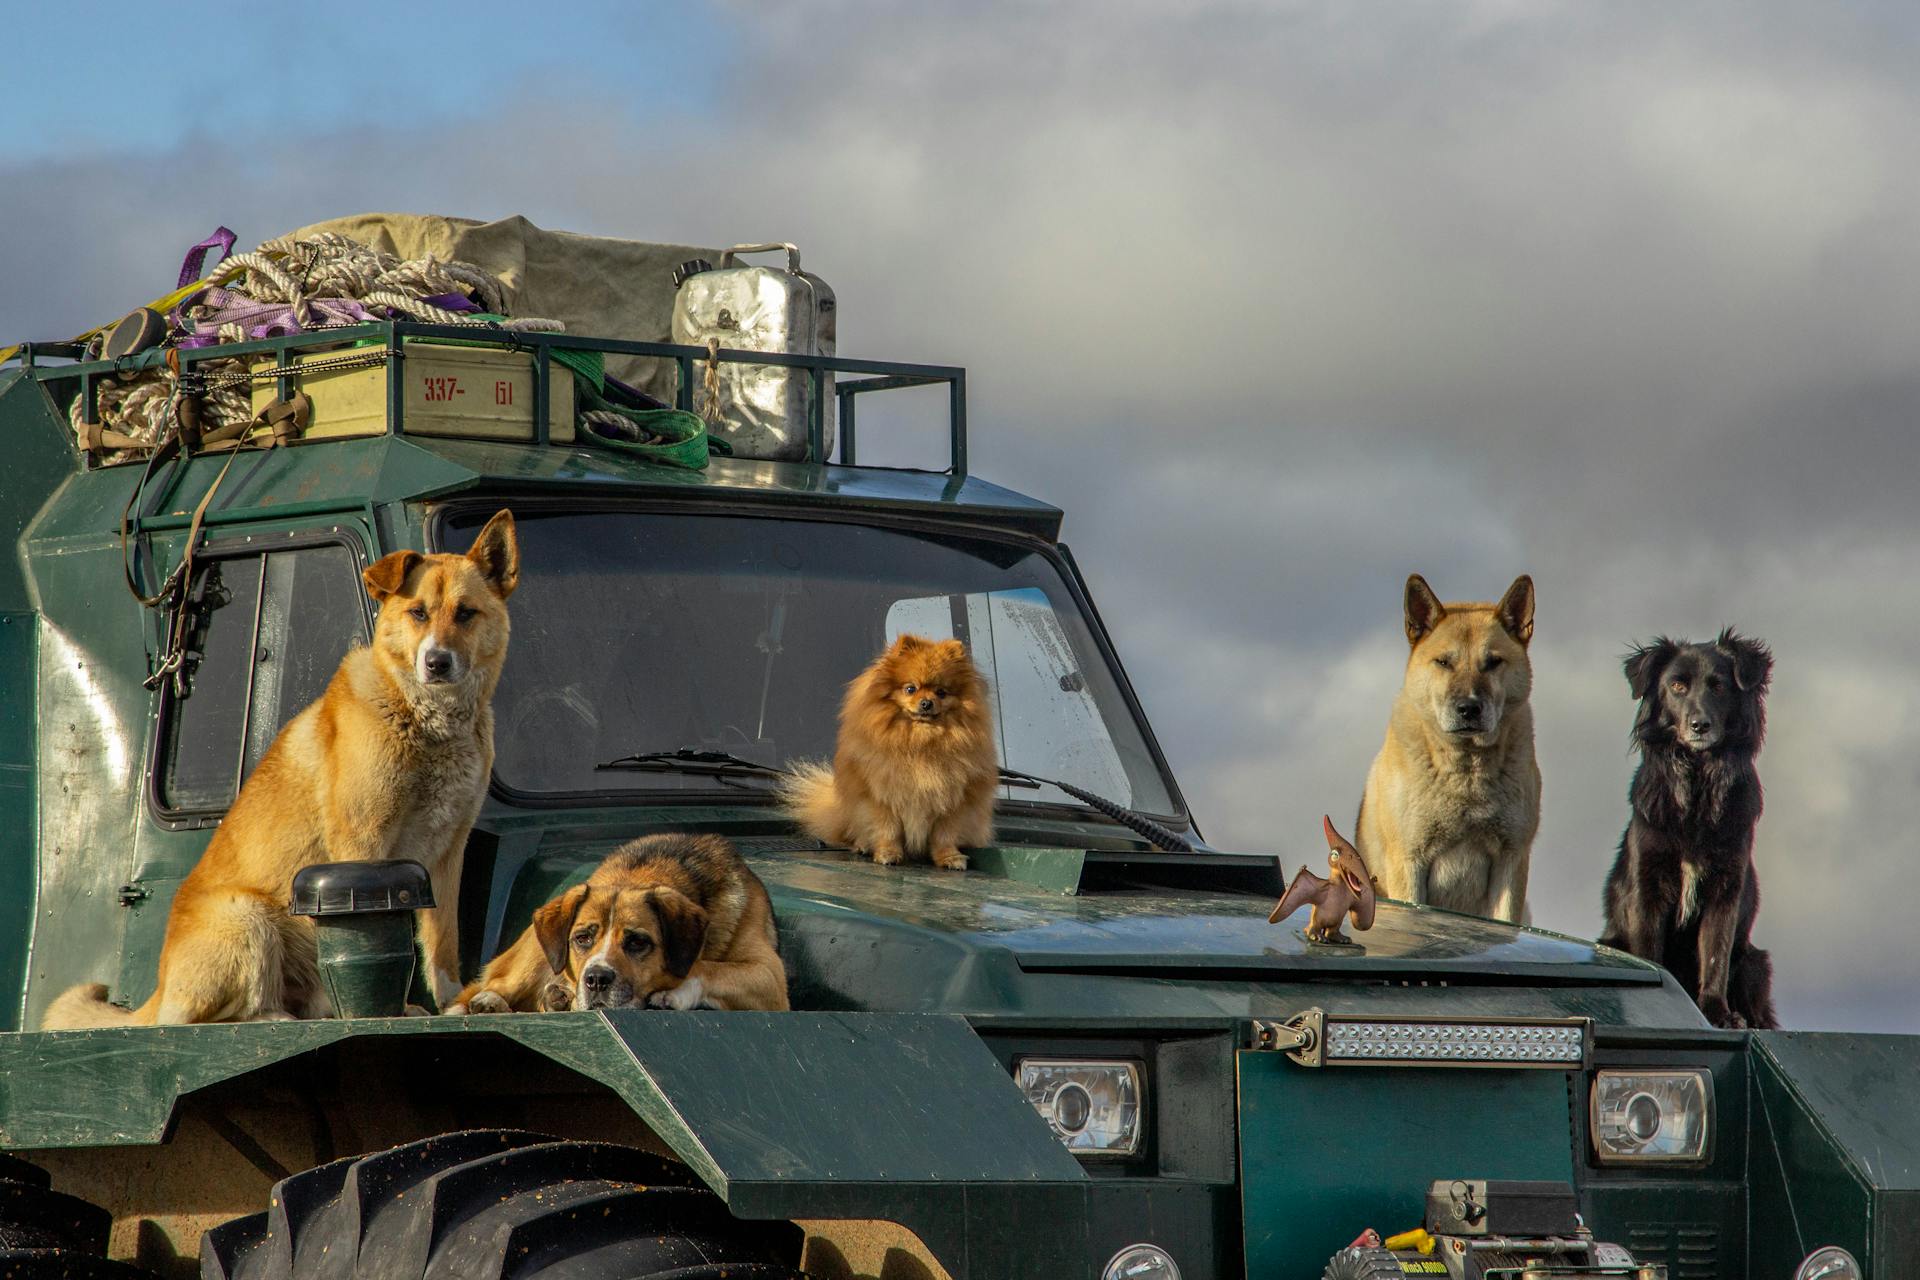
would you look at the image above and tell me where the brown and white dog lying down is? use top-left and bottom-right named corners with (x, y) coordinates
top-left (447, 834), bottom-right (789, 1014)
top-left (43, 510), bottom-right (520, 1027)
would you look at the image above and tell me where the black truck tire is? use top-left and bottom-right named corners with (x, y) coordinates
top-left (1322, 1246), bottom-right (1419, 1280)
top-left (199, 1129), bottom-right (807, 1280)
top-left (0, 1153), bottom-right (160, 1278)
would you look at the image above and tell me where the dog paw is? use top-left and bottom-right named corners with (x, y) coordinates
top-left (439, 1002), bottom-right (468, 1016)
top-left (1700, 998), bottom-right (1743, 1029)
top-left (646, 977), bottom-right (707, 1011)
top-left (931, 846), bottom-right (969, 871)
top-left (538, 982), bottom-right (576, 1013)
top-left (464, 990), bottom-right (511, 1015)
top-left (869, 845), bottom-right (905, 866)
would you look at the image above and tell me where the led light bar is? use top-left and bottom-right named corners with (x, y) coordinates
top-left (1250, 1008), bottom-right (1590, 1069)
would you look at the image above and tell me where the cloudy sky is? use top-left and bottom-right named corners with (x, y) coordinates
top-left (5, 1), bottom-right (1917, 1032)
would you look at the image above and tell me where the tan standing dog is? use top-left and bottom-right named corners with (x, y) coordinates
top-left (43, 511), bottom-right (520, 1027)
top-left (447, 833), bottom-right (788, 1013)
top-left (1356, 574), bottom-right (1539, 924)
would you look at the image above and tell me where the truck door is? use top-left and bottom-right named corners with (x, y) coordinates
top-left (119, 528), bottom-right (372, 1011)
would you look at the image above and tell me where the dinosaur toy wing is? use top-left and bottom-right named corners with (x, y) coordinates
top-left (1269, 866), bottom-right (1329, 924)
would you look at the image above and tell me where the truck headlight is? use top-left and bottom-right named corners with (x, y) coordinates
top-left (1103, 1242), bottom-right (1180, 1279)
top-left (1590, 1069), bottom-right (1712, 1163)
top-left (1016, 1058), bottom-right (1143, 1157)
top-left (1796, 1247), bottom-right (1861, 1280)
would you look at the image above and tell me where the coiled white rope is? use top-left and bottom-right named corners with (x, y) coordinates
top-left (76, 231), bottom-right (563, 459)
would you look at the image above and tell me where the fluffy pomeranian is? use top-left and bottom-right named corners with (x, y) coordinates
top-left (784, 634), bottom-right (999, 870)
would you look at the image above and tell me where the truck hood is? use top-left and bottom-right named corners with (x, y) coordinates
top-left (757, 848), bottom-right (1661, 985)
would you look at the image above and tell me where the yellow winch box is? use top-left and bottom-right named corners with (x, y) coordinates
top-left (251, 342), bottom-right (575, 444)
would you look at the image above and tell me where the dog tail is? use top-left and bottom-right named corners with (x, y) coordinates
top-left (780, 761), bottom-right (849, 846)
top-left (41, 982), bottom-right (158, 1030)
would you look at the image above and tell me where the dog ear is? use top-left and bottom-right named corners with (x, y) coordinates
top-left (1717, 628), bottom-right (1773, 693)
top-left (363, 550), bottom-right (422, 603)
top-left (1404, 574), bottom-right (1445, 645)
top-left (1623, 639), bottom-right (1678, 700)
top-left (646, 888), bottom-right (710, 979)
top-left (892, 633), bottom-right (928, 652)
top-left (1496, 575), bottom-right (1535, 646)
top-left (466, 509), bottom-right (520, 600)
top-left (532, 884), bottom-right (593, 975)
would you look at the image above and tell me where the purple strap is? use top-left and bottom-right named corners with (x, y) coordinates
top-left (176, 227), bottom-right (238, 288)
top-left (172, 288), bottom-right (484, 347)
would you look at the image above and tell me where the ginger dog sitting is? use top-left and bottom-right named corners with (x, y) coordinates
top-left (44, 510), bottom-right (519, 1027)
top-left (782, 634), bottom-right (998, 871)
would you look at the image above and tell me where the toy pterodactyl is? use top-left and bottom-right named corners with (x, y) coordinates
top-left (1268, 816), bottom-right (1378, 944)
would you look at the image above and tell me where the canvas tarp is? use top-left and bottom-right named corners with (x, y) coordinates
top-left (290, 213), bottom-right (719, 404)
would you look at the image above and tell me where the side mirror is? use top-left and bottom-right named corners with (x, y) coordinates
top-left (289, 860), bottom-right (435, 1018)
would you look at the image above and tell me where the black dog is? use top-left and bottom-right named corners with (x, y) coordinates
top-left (1599, 630), bottom-right (1778, 1029)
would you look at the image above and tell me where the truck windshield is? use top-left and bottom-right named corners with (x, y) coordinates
top-left (442, 508), bottom-right (1180, 819)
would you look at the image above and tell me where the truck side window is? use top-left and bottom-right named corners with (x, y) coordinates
top-left (156, 542), bottom-right (367, 814)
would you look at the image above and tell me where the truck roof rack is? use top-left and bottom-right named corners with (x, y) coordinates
top-left (12, 320), bottom-right (970, 475)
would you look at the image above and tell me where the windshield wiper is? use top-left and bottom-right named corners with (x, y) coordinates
top-left (595, 748), bottom-right (788, 790)
top-left (998, 767), bottom-right (1193, 853)
top-left (592, 750), bottom-right (1190, 851)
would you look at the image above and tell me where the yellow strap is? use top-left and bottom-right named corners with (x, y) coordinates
top-left (0, 256), bottom-right (250, 366)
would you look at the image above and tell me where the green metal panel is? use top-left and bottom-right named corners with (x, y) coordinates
top-left (1236, 1056), bottom-right (1576, 1277)
top-left (21, 535), bottom-right (153, 1031)
top-left (0, 372), bottom-right (76, 612)
top-left (957, 843), bottom-right (1088, 894)
top-left (0, 613), bottom-right (36, 1030)
top-left (1752, 1033), bottom-right (1920, 1193)
top-left (592, 1010), bottom-right (1086, 1211)
top-left (378, 436), bottom-right (1063, 538)
top-left (1749, 1032), bottom-right (1920, 1275)
top-left (0, 1012), bottom-right (1080, 1172)
top-left (1577, 1032), bottom-right (1750, 1277)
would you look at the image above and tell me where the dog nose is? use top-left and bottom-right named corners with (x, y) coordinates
top-left (917, 697), bottom-right (934, 714)
top-left (1454, 699), bottom-right (1482, 720)
top-left (1689, 717), bottom-right (1712, 734)
top-left (423, 649), bottom-right (454, 679)
top-left (582, 965), bottom-right (615, 992)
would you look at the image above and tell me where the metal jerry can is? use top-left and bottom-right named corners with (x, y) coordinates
top-left (672, 243), bottom-right (837, 461)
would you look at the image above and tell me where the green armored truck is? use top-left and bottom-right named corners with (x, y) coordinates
top-left (0, 232), bottom-right (1912, 1279)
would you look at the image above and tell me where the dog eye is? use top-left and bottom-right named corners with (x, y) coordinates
top-left (1705, 676), bottom-right (1722, 691)
top-left (1433, 656), bottom-right (1453, 670)
top-left (454, 604), bottom-right (477, 624)
top-left (904, 683), bottom-right (918, 695)
top-left (622, 933), bottom-right (653, 955)
top-left (1482, 656), bottom-right (1503, 672)
top-left (935, 687), bottom-right (949, 698)
top-left (570, 928), bottom-right (595, 949)
top-left (407, 605), bottom-right (429, 623)
top-left (1670, 679), bottom-right (1688, 693)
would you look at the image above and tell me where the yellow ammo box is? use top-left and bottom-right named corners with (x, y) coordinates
top-left (251, 341), bottom-right (575, 443)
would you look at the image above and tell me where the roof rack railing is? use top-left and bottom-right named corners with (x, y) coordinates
top-left (14, 321), bottom-right (969, 476)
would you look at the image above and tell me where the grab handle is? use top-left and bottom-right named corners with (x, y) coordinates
top-left (720, 242), bottom-right (802, 273)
